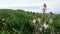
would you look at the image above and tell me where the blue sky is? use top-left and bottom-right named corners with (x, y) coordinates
top-left (0, 0), bottom-right (60, 14)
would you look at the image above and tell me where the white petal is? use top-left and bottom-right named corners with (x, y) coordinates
top-left (2, 18), bottom-right (5, 21)
top-left (44, 23), bottom-right (49, 29)
top-left (33, 19), bottom-right (36, 23)
top-left (39, 27), bottom-right (42, 31)
top-left (49, 18), bottom-right (53, 23)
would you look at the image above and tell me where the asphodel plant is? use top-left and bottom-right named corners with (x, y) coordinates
top-left (32, 3), bottom-right (54, 34)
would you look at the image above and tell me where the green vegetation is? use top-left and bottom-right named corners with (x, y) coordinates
top-left (0, 9), bottom-right (60, 34)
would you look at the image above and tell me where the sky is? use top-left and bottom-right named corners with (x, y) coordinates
top-left (0, 0), bottom-right (60, 14)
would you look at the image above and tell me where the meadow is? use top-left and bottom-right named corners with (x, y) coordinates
top-left (0, 9), bottom-right (60, 34)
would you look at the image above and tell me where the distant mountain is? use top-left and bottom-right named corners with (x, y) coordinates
top-left (1, 6), bottom-right (40, 10)
top-left (0, 6), bottom-right (60, 14)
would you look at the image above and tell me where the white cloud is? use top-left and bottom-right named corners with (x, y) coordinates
top-left (0, 0), bottom-right (60, 14)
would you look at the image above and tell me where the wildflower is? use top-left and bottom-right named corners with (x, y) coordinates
top-left (43, 23), bottom-right (49, 29)
top-left (33, 19), bottom-right (36, 24)
top-left (39, 27), bottom-right (42, 31)
top-left (2, 18), bottom-right (5, 21)
top-left (37, 18), bottom-right (41, 23)
top-left (3, 23), bottom-right (6, 26)
top-left (49, 18), bottom-right (53, 23)
top-left (42, 3), bottom-right (47, 12)
top-left (50, 12), bottom-right (53, 15)
top-left (33, 18), bottom-right (41, 24)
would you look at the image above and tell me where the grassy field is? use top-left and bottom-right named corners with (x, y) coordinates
top-left (0, 9), bottom-right (60, 34)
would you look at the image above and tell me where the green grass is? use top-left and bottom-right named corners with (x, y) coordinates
top-left (0, 9), bottom-right (60, 34)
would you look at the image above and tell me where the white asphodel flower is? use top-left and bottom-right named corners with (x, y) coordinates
top-left (42, 7), bottom-right (47, 10)
top-left (33, 19), bottom-right (36, 23)
top-left (2, 18), bottom-right (5, 21)
top-left (49, 18), bottom-right (53, 23)
top-left (33, 18), bottom-right (41, 24)
top-left (39, 27), bottom-right (42, 31)
top-left (43, 23), bottom-right (49, 29)
top-left (37, 18), bottom-right (41, 23)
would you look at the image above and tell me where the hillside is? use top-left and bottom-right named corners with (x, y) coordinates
top-left (0, 9), bottom-right (60, 34)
